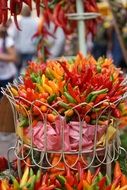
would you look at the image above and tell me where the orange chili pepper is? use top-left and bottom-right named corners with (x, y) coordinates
top-left (114, 161), bottom-right (122, 179)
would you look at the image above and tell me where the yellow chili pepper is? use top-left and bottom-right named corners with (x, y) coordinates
top-left (119, 185), bottom-right (127, 190)
top-left (20, 166), bottom-right (29, 188)
top-left (43, 84), bottom-right (53, 95)
top-left (10, 87), bottom-right (18, 96)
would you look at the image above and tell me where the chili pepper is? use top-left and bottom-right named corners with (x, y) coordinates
top-left (23, 0), bottom-right (32, 9)
top-left (106, 175), bottom-right (111, 186)
top-left (64, 92), bottom-right (77, 103)
top-left (41, 173), bottom-right (48, 186)
top-left (112, 108), bottom-right (121, 118)
top-left (65, 182), bottom-right (73, 190)
top-left (108, 83), bottom-right (120, 97)
top-left (58, 102), bottom-right (71, 109)
top-left (119, 185), bottom-right (127, 190)
top-left (111, 175), bottom-right (122, 190)
top-left (86, 170), bottom-right (93, 184)
top-left (47, 113), bottom-right (56, 122)
top-left (47, 94), bottom-right (57, 104)
top-left (83, 180), bottom-right (91, 190)
top-left (64, 109), bottom-right (74, 117)
top-left (24, 77), bottom-right (35, 89)
top-left (114, 161), bottom-right (122, 179)
top-left (65, 166), bottom-right (75, 186)
top-left (110, 95), bottom-right (121, 102)
top-left (77, 179), bottom-right (83, 190)
top-left (121, 174), bottom-right (127, 186)
top-left (10, 175), bottom-right (20, 189)
top-left (105, 185), bottom-right (112, 190)
top-left (29, 168), bottom-right (34, 177)
top-left (20, 166), bottom-right (29, 188)
top-left (56, 175), bottom-right (66, 186)
top-left (13, 3), bottom-right (22, 30)
top-left (41, 185), bottom-right (56, 190)
top-left (67, 83), bottom-right (81, 103)
top-left (10, 87), bottom-right (18, 96)
top-left (53, 3), bottom-right (63, 27)
top-left (77, 162), bottom-right (85, 180)
top-left (35, 0), bottom-right (40, 16)
top-left (98, 176), bottom-right (106, 190)
top-left (94, 93), bottom-right (107, 104)
top-left (35, 169), bottom-right (41, 189)
top-left (86, 88), bottom-right (108, 103)
top-left (40, 105), bottom-right (48, 113)
top-left (92, 167), bottom-right (100, 183)
top-left (26, 88), bottom-right (36, 101)
top-left (18, 117), bottom-right (29, 128)
top-left (43, 83), bottom-right (53, 95)
top-left (1, 0), bottom-right (8, 25)
top-left (84, 115), bottom-right (91, 123)
top-left (28, 175), bottom-right (36, 190)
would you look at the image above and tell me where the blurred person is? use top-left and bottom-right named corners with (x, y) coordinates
top-left (106, 25), bottom-right (126, 70)
top-left (46, 22), bottom-right (66, 59)
top-left (92, 22), bottom-right (108, 59)
top-left (0, 23), bottom-right (17, 98)
top-left (8, 5), bottom-right (39, 75)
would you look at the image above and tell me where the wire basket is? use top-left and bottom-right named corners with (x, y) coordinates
top-left (2, 81), bottom-right (126, 172)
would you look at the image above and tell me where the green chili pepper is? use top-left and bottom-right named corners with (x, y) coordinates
top-left (10, 175), bottom-right (20, 189)
top-left (45, 69), bottom-right (54, 80)
top-left (29, 175), bottom-right (36, 190)
top-left (18, 117), bottom-right (29, 128)
top-left (36, 169), bottom-right (41, 181)
top-left (56, 175), bottom-right (66, 186)
top-left (97, 65), bottom-right (101, 73)
top-left (106, 174), bottom-right (111, 186)
top-left (29, 168), bottom-right (34, 177)
top-left (47, 94), bottom-right (57, 104)
top-left (64, 92), bottom-right (77, 103)
top-left (58, 102), bottom-right (71, 109)
top-left (86, 88), bottom-right (108, 103)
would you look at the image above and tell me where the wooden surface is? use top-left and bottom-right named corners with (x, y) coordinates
top-left (0, 95), bottom-right (15, 133)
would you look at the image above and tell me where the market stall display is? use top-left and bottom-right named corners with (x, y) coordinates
top-left (0, 1), bottom-right (127, 189)
top-left (2, 52), bottom-right (127, 174)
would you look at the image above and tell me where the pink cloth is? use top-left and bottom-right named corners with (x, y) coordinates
top-left (25, 117), bottom-right (107, 152)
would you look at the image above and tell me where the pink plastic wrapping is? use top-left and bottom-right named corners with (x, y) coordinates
top-left (25, 117), bottom-right (107, 152)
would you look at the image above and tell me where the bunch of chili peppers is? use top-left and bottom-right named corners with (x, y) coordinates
top-left (32, 0), bottom-right (100, 59)
top-left (0, 160), bottom-right (127, 190)
top-left (10, 52), bottom-right (127, 129)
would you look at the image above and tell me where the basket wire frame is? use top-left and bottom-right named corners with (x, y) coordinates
top-left (2, 80), bottom-right (127, 177)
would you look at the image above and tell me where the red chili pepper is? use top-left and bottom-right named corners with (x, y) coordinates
top-left (26, 88), bottom-right (36, 102)
top-left (110, 96), bottom-right (121, 102)
top-left (67, 83), bottom-right (81, 103)
top-left (77, 179), bottom-right (83, 190)
top-left (92, 167), bottom-right (100, 182)
top-left (24, 77), bottom-right (35, 89)
top-left (65, 182), bottom-right (73, 190)
top-left (41, 173), bottom-right (49, 186)
top-left (0, 157), bottom-right (8, 172)
top-left (53, 3), bottom-right (63, 27)
top-left (1, 0), bottom-right (8, 25)
top-left (65, 166), bottom-right (75, 186)
top-left (112, 108), bottom-right (121, 118)
top-left (94, 93), bottom-right (107, 104)
top-left (23, 0), bottom-right (32, 9)
top-left (98, 176), bottom-right (106, 190)
top-left (108, 82), bottom-right (120, 97)
top-left (105, 185), bottom-right (112, 190)
top-left (35, 0), bottom-right (40, 17)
